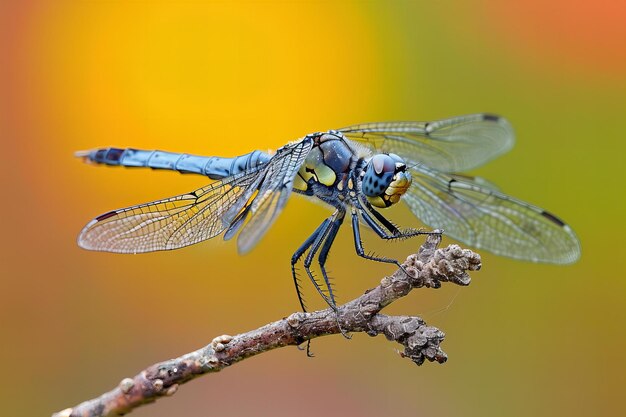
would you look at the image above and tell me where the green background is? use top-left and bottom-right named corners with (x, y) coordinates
top-left (1, 1), bottom-right (624, 416)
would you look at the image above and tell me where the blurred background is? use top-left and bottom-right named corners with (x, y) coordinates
top-left (1, 1), bottom-right (625, 416)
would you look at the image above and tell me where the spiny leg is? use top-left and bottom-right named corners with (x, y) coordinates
top-left (303, 211), bottom-right (351, 338)
top-left (292, 216), bottom-right (343, 308)
top-left (315, 210), bottom-right (349, 338)
top-left (290, 213), bottom-right (346, 354)
top-left (303, 211), bottom-right (342, 310)
top-left (351, 206), bottom-right (438, 277)
top-left (362, 199), bottom-right (402, 235)
top-left (291, 219), bottom-right (330, 313)
top-left (351, 208), bottom-right (401, 266)
top-left (291, 219), bottom-right (333, 357)
top-left (318, 211), bottom-right (344, 270)
top-left (361, 198), bottom-right (437, 240)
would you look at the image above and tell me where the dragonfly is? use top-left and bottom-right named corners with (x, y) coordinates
top-left (77, 113), bottom-right (581, 312)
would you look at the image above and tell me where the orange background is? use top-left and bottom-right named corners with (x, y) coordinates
top-left (1, 1), bottom-right (625, 416)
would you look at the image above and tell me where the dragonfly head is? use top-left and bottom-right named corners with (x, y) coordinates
top-left (362, 153), bottom-right (412, 208)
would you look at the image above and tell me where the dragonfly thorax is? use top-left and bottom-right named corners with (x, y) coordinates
top-left (362, 153), bottom-right (412, 208)
top-left (293, 131), bottom-right (359, 193)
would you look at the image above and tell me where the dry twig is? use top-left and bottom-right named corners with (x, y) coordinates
top-left (53, 233), bottom-right (481, 417)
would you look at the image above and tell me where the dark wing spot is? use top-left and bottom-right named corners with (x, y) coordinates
top-left (373, 180), bottom-right (379, 188)
top-left (447, 178), bottom-right (457, 191)
top-left (96, 211), bottom-right (118, 221)
top-left (541, 211), bottom-right (566, 227)
top-left (483, 114), bottom-right (500, 122)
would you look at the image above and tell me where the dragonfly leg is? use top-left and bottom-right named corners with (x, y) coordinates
top-left (291, 219), bottom-right (330, 313)
top-left (291, 219), bottom-right (338, 357)
top-left (291, 211), bottom-right (349, 344)
top-left (352, 207), bottom-right (441, 277)
top-left (302, 212), bottom-right (341, 310)
top-left (351, 208), bottom-right (404, 267)
top-left (302, 211), bottom-right (351, 339)
top-left (315, 210), bottom-right (350, 339)
top-left (362, 200), bottom-right (401, 235)
top-left (362, 199), bottom-right (436, 239)
top-left (318, 211), bottom-right (345, 271)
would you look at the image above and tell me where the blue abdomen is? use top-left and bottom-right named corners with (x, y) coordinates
top-left (78, 147), bottom-right (270, 179)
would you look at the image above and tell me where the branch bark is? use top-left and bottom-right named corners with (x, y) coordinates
top-left (53, 234), bottom-right (481, 417)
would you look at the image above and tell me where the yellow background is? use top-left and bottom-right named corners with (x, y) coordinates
top-left (1, 1), bottom-right (625, 416)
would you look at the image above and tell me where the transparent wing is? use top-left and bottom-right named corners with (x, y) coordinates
top-left (77, 170), bottom-right (260, 254)
top-left (403, 165), bottom-right (581, 264)
top-left (224, 137), bottom-right (314, 254)
top-left (339, 113), bottom-right (515, 173)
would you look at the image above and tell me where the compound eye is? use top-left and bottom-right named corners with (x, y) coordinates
top-left (371, 154), bottom-right (396, 176)
top-left (362, 154), bottom-right (396, 197)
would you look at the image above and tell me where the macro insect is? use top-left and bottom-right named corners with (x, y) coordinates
top-left (77, 113), bottom-right (581, 312)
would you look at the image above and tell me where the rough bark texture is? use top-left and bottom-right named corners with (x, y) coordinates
top-left (52, 234), bottom-right (481, 417)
